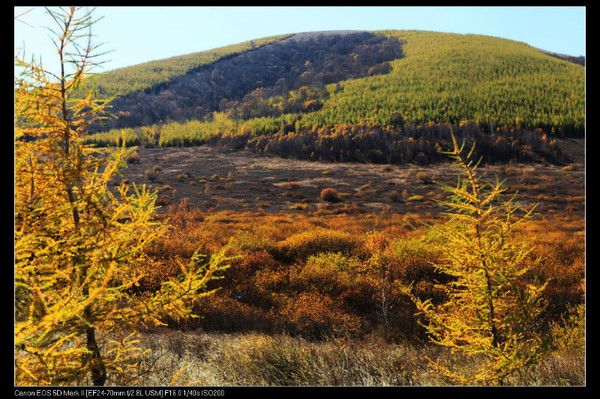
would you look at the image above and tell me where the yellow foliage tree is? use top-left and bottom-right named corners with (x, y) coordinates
top-left (15, 7), bottom-right (228, 386)
top-left (401, 132), bottom-right (548, 385)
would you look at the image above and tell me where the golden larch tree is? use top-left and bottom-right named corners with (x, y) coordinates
top-left (15, 7), bottom-right (228, 386)
top-left (401, 132), bottom-right (548, 385)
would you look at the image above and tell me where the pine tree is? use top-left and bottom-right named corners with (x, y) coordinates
top-left (15, 7), bottom-right (229, 386)
top-left (400, 132), bottom-right (548, 385)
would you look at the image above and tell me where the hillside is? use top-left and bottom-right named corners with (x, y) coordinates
top-left (79, 34), bottom-right (292, 98)
top-left (86, 30), bottom-right (585, 163)
top-left (91, 31), bottom-right (403, 131)
top-left (305, 30), bottom-right (584, 134)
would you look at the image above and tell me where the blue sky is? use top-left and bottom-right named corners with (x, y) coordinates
top-left (14, 6), bottom-right (586, 74)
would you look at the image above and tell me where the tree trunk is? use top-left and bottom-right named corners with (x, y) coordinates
top-left (86, 326), bottom-right (107, 385)
top-left (84, 306), bottom-right (107, 386)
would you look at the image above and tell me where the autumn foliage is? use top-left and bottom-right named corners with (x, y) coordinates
top-left (14, 7), bottom-right (228, 386)
top-left (401, 133), bottom-right (550, 385)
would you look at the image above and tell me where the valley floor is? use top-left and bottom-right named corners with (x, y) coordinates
top-left (119, 145), bottom-right (584, 217)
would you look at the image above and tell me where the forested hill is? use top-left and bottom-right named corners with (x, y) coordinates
top-left (304, 30), bottom-right (584, 135)
top-left (86, 30), bottom-right (585, 159)
top-left (91, 31), bottom-right (403, 131)
top-left (80, 34), bottom-right (292, 98)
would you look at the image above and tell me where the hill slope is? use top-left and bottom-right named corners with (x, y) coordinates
top-left (92, 31), bottom-right (403, 131)
top-left (86, 30), bottom-right (585, 164)
top-left (305, 30), bottom-right (584, 134)
top-left (81, 34), bottom-right (292, 98)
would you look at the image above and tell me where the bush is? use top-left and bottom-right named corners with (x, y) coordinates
top-left (526, 230), bottom-right (584, 317)
top-left (289, 202), bottom-right (309, 210)
top-left (320, 188), bottom-right (342, 203)
top-left (407, 195), bottom-right (424, 202)
top-left (549, 304), bottom-right (585, 355)
top-left (387, 238), bottom-right (443, 283)
top-left (513, 303), bottom-right (585, 386)
top-left (126, 151), bottom-right (141, 164)
top-left (145, 166), bottom-right (161, 182)
top-left (293, 252), bottom-right (361, 295)
top-left (250, 269), bottom-right (291, 305)
top-left (275, 229), bottom-right (360, 262)
top-left (176, 172), bottom-right (193, 181)
top-left (133, 259), bottom-right (182, 292)
top-left (132, 204), bottom-right (582, 348)
top-left (306, 252), bottom-right (361, 273)
top-left (166, 198), bottom-right (204, 229)
top-left (156, 194), bottom-right (172, 206)
top-left (219, 251), bottom-right (280, 293)
top-left (226, 230), bottom-right (276, 255)
top-left (386, 190), bottom-right (404, 203)
top-left (416, 171), bottom-right (433, 184)
top-left (280, 292), bottom-right (362, 339)
top-left (191, 295), bottom-right (276, 333)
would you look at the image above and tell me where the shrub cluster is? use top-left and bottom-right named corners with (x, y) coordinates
top-left (239, 122), bottom-right (566, 164)
top-left (137, 201), bottom-right (584, 343)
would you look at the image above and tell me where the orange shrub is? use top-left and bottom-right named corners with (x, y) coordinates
top-left (191, 295), bottom-right (276, 333)
top-left (279, 292), bottom-right (363, 339)
top-left (337, 274), bottom-right (379, 315)
top-left (147, 233), bottom-right (211, 261)
top-left (244, 269), bottom-right (291, 309)
top-left (225, 230), bottom-right (276, 255)
top-left (241, 250), bottom-right (280, 272)
top-left (415, 171), bottom-right (433, 184)
top-left (166, 198), bottom-right (204, 229)
top-left (252, 268), bottom-right (290, 292)
top-left (137, 205), bottom-right (582, 341)
top-left (412, 280), bottom-right (447, 304)
top-left (156, 194), bottom-right (172, 207)
top-left (218, 251), bottom-right (280, 294)
top-left (527, 232), bottom-right (585, 317)
top-left (132, 258), bottom-right (182, 292)
top-left (126, 151), bottom-right (141, 164)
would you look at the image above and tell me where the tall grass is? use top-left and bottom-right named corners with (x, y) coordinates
top-left (133, 329), bottom-right (584, 386)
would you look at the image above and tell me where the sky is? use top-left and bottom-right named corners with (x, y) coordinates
top-left (14, 6), bottom-right (586, 75)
